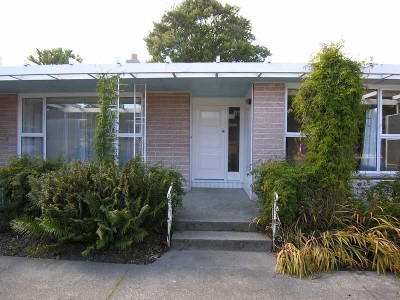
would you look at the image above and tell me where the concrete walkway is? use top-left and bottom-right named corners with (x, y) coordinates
top-left (1, 250), bottom-right (399, 300)
top-left (176, 188), bottom-right (258, 222)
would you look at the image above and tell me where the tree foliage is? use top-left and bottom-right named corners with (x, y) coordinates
top-left (291, 43), bottom-right (364, 201)
top-left (95, 75), bottom-right (119, 164)
top-left (144, 0), bottom-right (270, 62)
top-left (27, 48), bottom-right (83, 65)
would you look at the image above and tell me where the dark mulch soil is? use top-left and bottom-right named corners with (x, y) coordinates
top-left (0, 231), bottom-right (168, 264)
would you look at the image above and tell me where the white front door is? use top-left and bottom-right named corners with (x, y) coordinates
top-left (194, 106), bottom-right (226, 180)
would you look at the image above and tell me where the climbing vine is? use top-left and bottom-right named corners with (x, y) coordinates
top-left (94, 74), bottom-right (119, 164)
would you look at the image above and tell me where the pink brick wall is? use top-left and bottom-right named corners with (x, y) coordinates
top-left (146, 93), bottom-right (190, 189)
top-left (0, 94), bottom-right (18, 167)
top-left (252, 83), bottom-right (285, 163)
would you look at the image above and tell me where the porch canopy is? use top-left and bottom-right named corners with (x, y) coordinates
top-left (1, 62), bottom-right (400, 96)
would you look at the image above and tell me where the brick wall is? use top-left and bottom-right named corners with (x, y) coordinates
top-left (146, 93), bottom-right (190, 189)
top-left (252, 83), bottom-right (285, 163)
top-left (0, 94), bottom-right (18, 167)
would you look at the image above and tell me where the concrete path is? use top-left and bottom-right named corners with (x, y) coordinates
top-left (1, 250), bottom-right (399, 300)
top-left (176, 188), bottom-right (258, 222)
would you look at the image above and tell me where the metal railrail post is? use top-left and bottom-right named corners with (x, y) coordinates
top-left (166, 184), bottom-right (173, 248)
top-left (272, 192), bottom-right (281, 250)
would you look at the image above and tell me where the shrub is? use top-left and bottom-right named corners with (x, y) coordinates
top-left (365, 175), bottom-right (400, 219)
top-left (0, 155), bottom-right (63, 232)
top-left (291, 42), bottom-right (364, 203)
top-left (122, 158), bottom-right (184, 231)
top-left (252, 161), bottom-right (316, 232)
top-left (11, 158), bottom-right (184, 255)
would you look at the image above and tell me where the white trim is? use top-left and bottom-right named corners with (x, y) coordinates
top-left (2, 63), bottom-right (400, 82)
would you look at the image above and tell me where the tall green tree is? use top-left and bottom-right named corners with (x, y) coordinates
top-left (27, 48), bottom-right (82, 65)
top-left (292, 43), bottom-right (364, 202)
top-left (144, 0), bottom-right (270, 62)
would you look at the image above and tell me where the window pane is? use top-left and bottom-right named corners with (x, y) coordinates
top-left (119, 97), bottom-right (142, 134)
top-left (382, 90), bottom-right (400, 134)
top-left (22, 98), bottom-right (42, 133)
top-left (358, 90), bottom-right (378, 171)
top-left (228, 107), bottom-right (240, 172)
top-left (21, 137), bottom-right (43, 157)
top-left (46, 97), bottom-right (97, 162)
top-left (287, 89), bottom-right (301, 132)
top-left (286, 137), bottom-right (307, 164)
top-left (119, 137), bottom-right (142, 163)
top-left (381, 139), bottom-right (400, 171)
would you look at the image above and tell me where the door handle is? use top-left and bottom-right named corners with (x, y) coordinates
top-left (222, 130), bottom-right (225, 133)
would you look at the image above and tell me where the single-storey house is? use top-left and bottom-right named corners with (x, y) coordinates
top-left (0, 59), bottom-right (399, 198)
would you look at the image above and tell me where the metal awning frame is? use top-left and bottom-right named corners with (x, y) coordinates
top-left (1, 62), bottom-right (400, 84)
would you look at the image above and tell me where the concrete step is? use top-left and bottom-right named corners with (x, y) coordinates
top-left (172, 230), bottom-right (272, 252)
top-left (174, 220), bottom-right (258, 232)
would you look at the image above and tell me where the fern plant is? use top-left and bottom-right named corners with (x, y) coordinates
top-left (11, 158), bottom-right (184, 256)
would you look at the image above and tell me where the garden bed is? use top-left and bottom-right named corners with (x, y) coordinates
top-left (0, 231), bottom-right (168, 264)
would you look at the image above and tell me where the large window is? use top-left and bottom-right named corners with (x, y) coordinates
top-left (19, 85), bottom-right (146, 163)
top-left (285, 87), bottom-right (400, 172)
top-left (46, 97), bottom-right (97, 161)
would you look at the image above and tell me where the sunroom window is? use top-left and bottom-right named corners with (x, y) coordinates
top-left (19, 85), bottom-right (146, 163)
top-left (285, 88), bottom-right (400, 172)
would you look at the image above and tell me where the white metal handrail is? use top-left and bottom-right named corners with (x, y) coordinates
top-left (166, 184), bottom-right (173, 248)
top-left (272, 192), bottom-right (281, 250)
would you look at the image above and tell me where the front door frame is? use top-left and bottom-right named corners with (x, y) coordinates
top-left (191, 97), bottom-right (245, 187)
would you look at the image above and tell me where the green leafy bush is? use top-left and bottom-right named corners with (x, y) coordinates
top-left (121, 158), bottom-right (184, 231)
top-left (0, 155), bottom-right (63, 232)
top-left (11, 158), bottom-right (184, 255)
top-left (252, 161), bottom-right (315, 231)
top-left (365, 175), bottom-right (400, 219)
top-left (291, 43), bottom-right (364, 202)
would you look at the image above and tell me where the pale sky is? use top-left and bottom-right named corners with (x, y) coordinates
top-left (1, 0), bottom-right (399, 66)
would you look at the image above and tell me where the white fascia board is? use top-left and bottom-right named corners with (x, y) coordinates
top-left (1, 62), bottom-right (400, 80)
top-left (0, 63), bottom-right (309, 77)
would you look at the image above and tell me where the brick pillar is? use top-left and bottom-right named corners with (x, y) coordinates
top-left (252, 83), bottom-right (285, 163)
top-left (146, 93), bottom-right (191, 189)
top-left (0, 94), bottom-right (18, 166)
